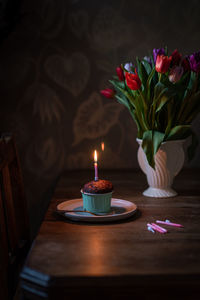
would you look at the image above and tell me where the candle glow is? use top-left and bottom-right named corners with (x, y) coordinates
top-left (94, 150), bottom-right (98, 181)
top-left (94, 150), bottom-right (98, 162)
top-left (101, 142), bottom-right (105, 151)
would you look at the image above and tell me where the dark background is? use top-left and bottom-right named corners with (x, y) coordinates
top-left (0, 0), bottom-right (200, 238)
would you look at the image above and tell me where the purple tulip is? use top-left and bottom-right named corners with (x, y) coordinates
top-left (153, 48), bottom-right (165, 64)
top-left (124, 62), bottom-right (134, 73)
top-left (188, 51), bottom-right (200, 73)
top-left (168, 66), bottom-right (184, 83)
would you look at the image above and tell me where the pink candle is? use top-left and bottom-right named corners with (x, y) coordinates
top-left (156, 220), bottom-right (184, 228)
top-left (147, 223), bottom-right (167, 234)
top-left (94, 150), bottom-right (98, 181)
top-left (151, 223), bottom-right (168, 233)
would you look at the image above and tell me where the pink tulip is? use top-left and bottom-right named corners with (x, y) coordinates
top-left (169, 66), bottom-right (184, 83)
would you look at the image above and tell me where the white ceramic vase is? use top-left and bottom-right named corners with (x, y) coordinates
top-left (137, 138), bottom-right (185, 198)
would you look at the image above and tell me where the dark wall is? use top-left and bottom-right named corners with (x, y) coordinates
top-left (0, 0), bottom-right (200, 237)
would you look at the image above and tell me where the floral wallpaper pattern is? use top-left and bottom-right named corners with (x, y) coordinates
top-left (0, 0), bottom-right (200, 237)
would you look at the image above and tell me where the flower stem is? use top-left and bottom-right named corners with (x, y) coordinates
top-left (138, 89), bottom-right (149, 129)
top-left (138, 89), bottom-right (147, 110)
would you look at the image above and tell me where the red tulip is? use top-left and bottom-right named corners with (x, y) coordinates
top-left (181, 57), bottom-right (191, 72)
top-left (116, 66), bottom-right (124, 81)
top-left (125, 70), bottom-right (141, 90)
top-left (171, 49), bottom-right (182, 66)
top-left (156, 55), bottom-right (172, 73)
top-left (100, 88), bottom-right (115, 99)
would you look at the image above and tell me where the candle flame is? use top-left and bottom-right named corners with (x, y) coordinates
top-left (101, 142), bottom-right (105, 151)
top-left (94, 150), bottom-right (98, 162)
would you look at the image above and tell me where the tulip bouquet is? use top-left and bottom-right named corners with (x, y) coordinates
top-left (101, 48), bottom-right (200, 168)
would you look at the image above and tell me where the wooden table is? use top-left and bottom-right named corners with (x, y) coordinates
top-left (20, 170), bottom-right (200, 300)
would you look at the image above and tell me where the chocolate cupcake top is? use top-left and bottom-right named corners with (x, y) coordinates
top-left (82, 179), bottom-right (113, 194)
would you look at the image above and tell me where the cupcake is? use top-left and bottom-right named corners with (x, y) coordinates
top-left (81, 179), bottom-right (113, 213)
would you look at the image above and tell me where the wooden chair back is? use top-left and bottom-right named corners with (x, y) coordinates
top-left (0, 133), bottom-right (30, 299)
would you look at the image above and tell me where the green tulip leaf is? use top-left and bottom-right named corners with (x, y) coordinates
top-left (153, 82), bottom-right (166, 99)
top-left (188, 71), bottom-right (197, 91)
top-left (156, 92), bottom-right (174, 112)
top-left (115, 95), bottom-right (130, 110)
top-left (110, 80), bottom-right (125, 90)
top-left (142, 130), bottom-right (165, 168)
top-left (166, 125), bottom-right (191, 141)
top-left (142, 59), bottom-right (152, 75)
top-left (136, 57), bottom-right (148, 86)
top-left (109, 80), bottom-right (134, 106)
top-left (153, 82), bottom-right (175, 113)
top-left (131, 110), bottom-right (143, 138)
top-left (182, 91), bottom-right (200, 122)
top-left (146, 68), bottom-right (156, 100)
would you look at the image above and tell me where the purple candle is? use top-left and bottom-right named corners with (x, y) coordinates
top-left (94, 150), bottom-right (98, 181)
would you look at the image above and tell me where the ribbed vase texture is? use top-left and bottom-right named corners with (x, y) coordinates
top-left (137, 139), bottom-right (185, 198)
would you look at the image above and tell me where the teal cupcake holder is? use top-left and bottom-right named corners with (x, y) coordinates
top-left (81, 190), bottom-right (113, 213)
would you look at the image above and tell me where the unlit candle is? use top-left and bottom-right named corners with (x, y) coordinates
top-left (156, 220), bottom-right (183, 228)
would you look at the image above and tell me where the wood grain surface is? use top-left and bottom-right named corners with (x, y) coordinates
top-left (20, 169), bottom-right (200, 300)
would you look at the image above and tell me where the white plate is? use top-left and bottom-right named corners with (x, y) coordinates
top-left (56, 198), bottom-right (137, 222)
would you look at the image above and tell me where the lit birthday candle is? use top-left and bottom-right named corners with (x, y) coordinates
top-left (94, 150), bottom-right (98, 181)
top-left (101, 142), bottom-right (105, 152)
